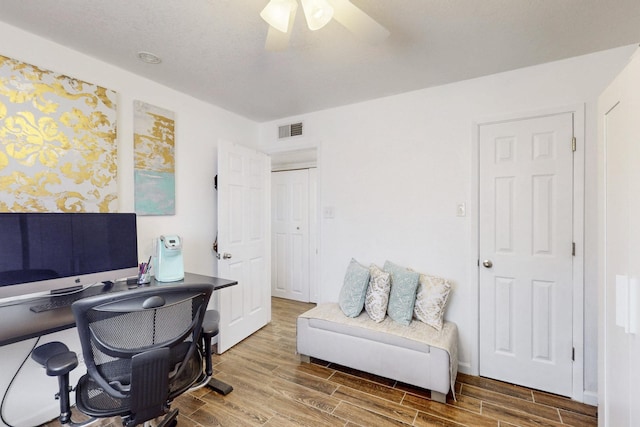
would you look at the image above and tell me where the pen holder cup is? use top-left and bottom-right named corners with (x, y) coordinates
top-left (138, 272), bottom-right (151, 285)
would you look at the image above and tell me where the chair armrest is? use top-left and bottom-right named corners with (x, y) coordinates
top-left (46, 351), bottom-right (78, 377)
top-left (32, 341), bottom-right (78, 376)
top-left (32, 341), bottom-right (69, 366)
top-left (31, 341), bottom-right (78, 424)
top-left (200, 310), bottom-right (219, 378)
top-left (202, 310), bottom-right (220, 339)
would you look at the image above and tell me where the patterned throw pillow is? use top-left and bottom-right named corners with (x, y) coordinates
top-left (365, 264), bottom-right (391, 322)
top-left (338, 258), bottom-right (371, 317)
top-left (384, 261), bottom-right (420, 326)
top-left (413, 273), bottom-right (452, 331)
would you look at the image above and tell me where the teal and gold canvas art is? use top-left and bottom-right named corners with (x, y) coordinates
top-left (133, 100), bottom-right (175, 215)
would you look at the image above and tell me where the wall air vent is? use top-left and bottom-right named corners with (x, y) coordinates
top-left (278, 122), bottom-right (303, 139)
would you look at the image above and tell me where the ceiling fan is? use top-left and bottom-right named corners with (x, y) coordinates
top-left (260, 0), bottom-right (390, 51)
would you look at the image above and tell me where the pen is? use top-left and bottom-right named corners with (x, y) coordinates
top-left (144, 256), bottom-right (152, 273)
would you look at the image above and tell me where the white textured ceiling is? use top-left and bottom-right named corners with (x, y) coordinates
top-left (1, 0), bottom-right (639, 122)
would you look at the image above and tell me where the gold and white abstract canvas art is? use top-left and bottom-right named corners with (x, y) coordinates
top-left (0, 54), bottom-right (118, 212)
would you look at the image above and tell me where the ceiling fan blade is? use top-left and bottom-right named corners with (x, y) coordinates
top-left (265, 25), bottom-right (291, 51)
top-left (264, 4), bottom-right (297, 51)
top-left (329, 0), bottom-right (389, 44)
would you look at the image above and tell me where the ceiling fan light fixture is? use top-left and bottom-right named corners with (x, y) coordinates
top-left (260, 0), bottom-right (298, 33)
top-left (300, 0), bottom-right (334, 31)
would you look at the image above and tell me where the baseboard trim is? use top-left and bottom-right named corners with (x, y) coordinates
top-left (582, 390), bottom-right (598, 406)
top-left (457, 361), bottom-right (473, 375)
top-left (456, 360), bottom-right (598, 407)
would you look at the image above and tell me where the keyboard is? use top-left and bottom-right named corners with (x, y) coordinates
top-left (29, 286), bottom-right (105, 313)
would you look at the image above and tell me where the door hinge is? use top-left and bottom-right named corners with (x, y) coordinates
top-left (572, 242), bottom-right (576, 256)
top-left (572, 347), bottom-right (575, 361)
top-left (571, 137), bottom-right (576, 152)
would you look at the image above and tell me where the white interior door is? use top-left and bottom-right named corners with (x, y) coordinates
top-left (271, 169), bottom-right (310, 302)
top-left (216, 140), bottom-right (271, 353)
top-left (479, 113), bottom-right (574, 396)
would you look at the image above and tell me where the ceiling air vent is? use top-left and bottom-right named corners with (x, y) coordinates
top-left (278, 122), bottom-right (303, 139)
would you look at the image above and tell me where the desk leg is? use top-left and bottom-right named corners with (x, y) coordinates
top-left (207, 377), bottom-right (233, 395)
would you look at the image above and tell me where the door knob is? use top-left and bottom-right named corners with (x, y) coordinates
top-left (482, 259), bottom-right (493, 268)
top-left (215, 252), bottom-right (233, 260)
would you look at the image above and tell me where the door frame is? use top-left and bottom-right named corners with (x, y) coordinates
top-left (469, 104), bottom-right (585, 402)
top-left (264, 142), bottom-right (321, 303)
top-left (271, 168), bottom-right (313, 302)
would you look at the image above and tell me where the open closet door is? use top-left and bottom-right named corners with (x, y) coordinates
top-left (598, 49), bottom-right (640, 426)
top-left (215, 140), bottom-right (271, 353)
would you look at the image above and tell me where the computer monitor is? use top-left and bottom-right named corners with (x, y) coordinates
top-left (0, 212), bottom-right (139, 300)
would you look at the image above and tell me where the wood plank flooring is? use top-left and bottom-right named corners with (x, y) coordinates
top-left (45, 297), bottom-right (598, 427)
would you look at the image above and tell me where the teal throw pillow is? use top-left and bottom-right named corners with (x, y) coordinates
top-left (338, 258), bottom-right (370, 317)
top-left (384, 260), bottom-right (420, 325)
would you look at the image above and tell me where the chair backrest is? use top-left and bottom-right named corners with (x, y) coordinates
top-left (71, 283), bottom-right (213, 422)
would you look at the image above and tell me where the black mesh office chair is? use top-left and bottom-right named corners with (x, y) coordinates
top-left (31, 283), bottom-right (216, 427)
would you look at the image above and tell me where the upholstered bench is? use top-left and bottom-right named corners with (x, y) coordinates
top-left (296, 302), bottom-right (458, 403)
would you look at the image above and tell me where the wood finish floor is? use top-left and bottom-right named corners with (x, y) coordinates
top-left (46, 297), bottom-right (598, 427)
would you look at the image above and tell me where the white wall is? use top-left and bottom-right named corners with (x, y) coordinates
top-left (259, 45), bottom-right (637, 400)
top-left (0, 21), bottom-right (259, 278)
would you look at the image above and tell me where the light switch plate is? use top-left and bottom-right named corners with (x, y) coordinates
top-left (323, 206), bottom-right (335, 219)
top-left (456, 203), bottom-right (466, 217)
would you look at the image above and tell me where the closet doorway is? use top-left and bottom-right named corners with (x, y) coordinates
top-left (270, 148), bottom-right (318, 303)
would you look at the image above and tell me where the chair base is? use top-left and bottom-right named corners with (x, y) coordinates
top-left (59, 417), bottom-right (98, 427)
top-left (206, 378), bottom-right (233, 395)
top-left (155, 408), bottom-right (179, 427)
